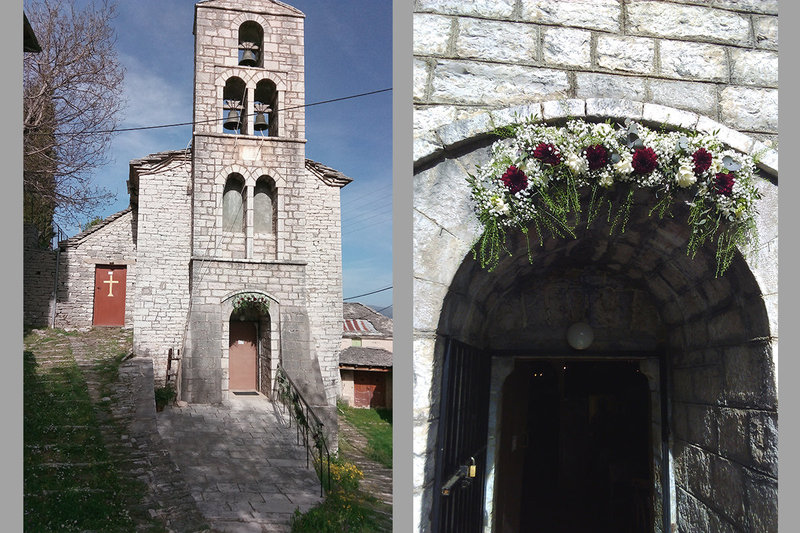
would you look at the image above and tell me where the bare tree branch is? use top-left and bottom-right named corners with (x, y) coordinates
top-left (24, 0), bottom-right (125, 236)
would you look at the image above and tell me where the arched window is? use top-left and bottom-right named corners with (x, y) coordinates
top-left (254, 176), bottom-right (276, 234)
top-left (222, 77), bottom-right (247, 134)
top-left (238, 21), bottom-right (264, 67)
top-left (254, 79), bottom-right (278, 136)
top-left (223, 174), bottom-right (245, 233)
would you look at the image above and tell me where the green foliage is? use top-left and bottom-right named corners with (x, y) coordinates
top-left (338, 403), bottom-right (393, 469)
top-left (154, 384), bottom-right (176, 411)
top-left (23, 331), bottom-right (160, 532)
top-left (291, 457), bottom-right (389, 533)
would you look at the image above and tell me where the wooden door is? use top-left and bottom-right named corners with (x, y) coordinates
top-left (229, 321), bottom-right (257, 391)
top-left (354, 371), bottom-right (386, 407)
top-left (93, 265), bottom-right (126, 326)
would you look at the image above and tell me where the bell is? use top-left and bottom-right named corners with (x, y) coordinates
top-left (223, 108), bottom-right (241, 130)
top-left (239, 49), bottom-right (258, 66)
top-left (254, 112), bottom-right (268, 131)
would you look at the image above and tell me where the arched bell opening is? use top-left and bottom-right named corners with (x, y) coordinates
top-left (254, 79), bottom-right (278, 136)
top-left (238, 21), bottom-right (263, 67)
top-left (222, 173), bottom-right (246, 233)
top-left (429, 193), bottom-right (775, 532)
top-left (222, 77), bottom-right (247, 134)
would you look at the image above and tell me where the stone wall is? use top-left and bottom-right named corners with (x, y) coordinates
top-left (304, 170), bottom-right (346, 405)
top-left (53, 210), bottom-right (137, 328)
top-left (132, 154), bottom-right (192, 385)
top-left (413, 0), bottom-right (778, 158)
top-left (23, 224), bottom-right (56, 328)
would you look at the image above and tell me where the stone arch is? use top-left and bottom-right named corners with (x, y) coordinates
top-left (220, 290), bottom-right (280, 397)
top-left (413, 101), bottom-right (778, 532)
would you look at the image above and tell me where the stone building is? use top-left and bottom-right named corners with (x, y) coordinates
top-left (24, 0), bottom-right (350, 439)
top-left (413, 1), bottom-right (778, 532)
top-left (339, 302), bottom-right (393, 408)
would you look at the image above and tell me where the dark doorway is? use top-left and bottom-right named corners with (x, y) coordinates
top-left (498, 359), bottom-right (652, 533)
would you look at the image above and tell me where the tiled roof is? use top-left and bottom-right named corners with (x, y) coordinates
top-left (343, 302), bottom-right (392, 336)
top-left (339, 346), bottom-right (392, 368)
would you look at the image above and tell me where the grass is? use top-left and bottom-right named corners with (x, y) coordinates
top-left (24, 329), bottom-right (163, 532)
top-left (338, 403), bottom-right (393, 468)
top-left (291, 457), bottom-right (390, 533)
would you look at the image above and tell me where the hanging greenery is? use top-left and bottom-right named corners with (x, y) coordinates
top-left (232, 292), bottom-right (270, 315)
top-left (467, 117), bottom-right (762, 276)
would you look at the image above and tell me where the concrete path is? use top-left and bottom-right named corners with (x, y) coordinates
top-left (157, 395), bottom-right (324, 533)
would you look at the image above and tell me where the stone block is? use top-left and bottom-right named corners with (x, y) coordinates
top-left (753, 16), bottom-right (778, 50)
top-left (743, 469), bottom-right (778, 532)
top-left (722, 344), bottom-right (776, 409)
top-left (414, 135), bottom-right (444, 164)
top-left (413, 153), bottom-right (487, 244)
top-left (659, 40), bottom-right (728, 82)
top-left (719, 86), bottom-right (778, 133)
top-left (415, 0), bottom-right (515, 18)
top-left (520, 0), bottom-right (621, 32)
top-left (626, 1), bottom-right (751, 45)
top-left (730, 49), bottom-right (778, 87)
top-left (457, 19), bottom-right (538, 64)
top-left (489, 103), bottom-right (542, 130)
top-left (542, 27), bottom-right (591, 68)
top-left (585, 98), bottom-right (643, 121)
top-left (685, 403), bottom-right (718, 450)
top-left (575, 72), bottom-right (647, 101)
top-left (642, 104), bottom-right (699, 131)
top-left (684, 444), bottom-right (712, 501)
top-left (541, 99), bottom-right (586, 120)
top-left (435, 112), bottom-right (493, 148)
top-left (413, 13), bottom-right (453, 56)
top-left (413, 210), bottom-right (472, 286)
top-left (413, 58), bottom-right (430, 102)
top-left (717, 407), bottom-right (750, 465)
top-left (748, 410), bottom-right (778, 477)
top-left (710, 456), bottom-right (746, 525)
top-left (413, 277), bottom-right (449, 332)
top-left (712, 0), bottom-right (777, 15)
top-left (429, 60), bottom-right (570, 106)
top-left (596, 35), bottom-right (654, 74)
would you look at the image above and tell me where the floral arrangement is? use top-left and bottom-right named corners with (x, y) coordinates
top-left (467, 118), bottom-right (762, 276)
top-left (232, 292), bottom-right (270, 315)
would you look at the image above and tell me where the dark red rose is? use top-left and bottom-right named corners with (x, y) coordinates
top-left (714, 172), bottom-right (735, 196)
top-left (500, 165), bottom-right (528, 194)
top-left (692, 148), bottom-right (712, 175)
top-left (632, 147), bottom-right (658, 175)
top-left (532, 142), bottom-right (562, 166)
top-left (584, 144), bottom-right (609, 170)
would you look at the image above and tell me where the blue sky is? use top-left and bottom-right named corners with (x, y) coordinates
top-left (72, 0), bottom-right (393, 311)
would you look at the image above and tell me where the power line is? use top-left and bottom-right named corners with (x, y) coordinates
top-left (39, 88), bottom-right (392, 136)
top-left (343, 286), bottom-right (392, 301)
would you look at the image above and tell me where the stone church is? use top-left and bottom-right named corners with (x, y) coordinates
top-left (413, 1), bottom-right (778, 532)
top-left (24, 0), bottom-right (349, 434)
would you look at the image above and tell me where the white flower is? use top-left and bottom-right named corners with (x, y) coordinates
top-left (593, 123), bottom-right (614, 137)
top-left (676, 158), bottom-right (697, 188)
top-left (614, 153), bottom-right (634, 175)
top-left (566, 151), bottom-right (587, 175)
top-left (598, 174), bottom-right (614, 188)
top-left (489, 195), bottom-right (509, 216)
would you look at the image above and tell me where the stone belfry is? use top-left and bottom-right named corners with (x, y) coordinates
top-left (183, 0), bottom-right (346, 437)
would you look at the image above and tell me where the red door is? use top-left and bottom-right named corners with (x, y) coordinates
top-left (229, 321), bottom-right (258, 391)
top-left (93, 265), bottom-right (126, 326)
top-left (354, 371), bottom-right (386, 407)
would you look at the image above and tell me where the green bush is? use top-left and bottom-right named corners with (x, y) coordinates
top-left (154, 384), bottom-right (176, 411)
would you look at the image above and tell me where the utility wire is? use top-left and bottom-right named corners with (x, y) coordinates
top-left (343, 286), bottom-right (392, 301)
top-left (39, 88), bottom-right (392, 136)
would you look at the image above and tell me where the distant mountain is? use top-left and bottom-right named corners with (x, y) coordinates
top-left (368, 304), bottom-right (393, 319)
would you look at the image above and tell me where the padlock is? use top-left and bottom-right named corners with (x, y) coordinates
top-left (468, 457), bottom-right (477, 478)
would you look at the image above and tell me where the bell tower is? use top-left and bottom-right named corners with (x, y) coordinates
top-left (183, 0), bottom-right (337, 437)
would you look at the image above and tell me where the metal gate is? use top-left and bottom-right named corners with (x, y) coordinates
top-left (431, 338), bottom-right (492, 532)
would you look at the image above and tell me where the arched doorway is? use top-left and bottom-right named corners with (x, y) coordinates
top-left (227, 296), bottom-right (273, 397)
top-left (416, 104), bottom-right (778, 533)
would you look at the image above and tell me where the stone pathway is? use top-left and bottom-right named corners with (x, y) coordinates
top-left (157, 395), bottom-right (324, 532)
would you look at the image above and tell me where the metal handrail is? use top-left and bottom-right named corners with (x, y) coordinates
top-left (272, 366), bottom-right (331, 496)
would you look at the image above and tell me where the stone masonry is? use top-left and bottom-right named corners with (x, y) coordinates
top-left (413, 1), bottom-right (778, 532)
